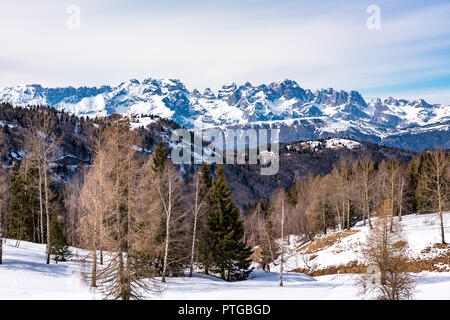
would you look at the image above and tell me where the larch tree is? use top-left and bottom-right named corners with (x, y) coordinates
top-left (416, 150), bottom-right (449, 244)
top-left (385, 159), bottom-right (400, 232)
top-left (271, 188), bottom-right (289, 287)
top-left (244, 200), bottom-right (275, 270)
top-left (359, 200), bottom-right (415, 300)
top-left (355, 156), bottom-right (376, 228)
top-left (79, 120), bottom-right (161, 299)
top-left (0, 167), bottom-right (10, 264)
top-left (79, 145), bottom-right (112, 287)
top-left (24, 111), bottom-right (62, 263)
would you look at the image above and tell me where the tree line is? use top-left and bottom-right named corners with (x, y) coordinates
top-left (0, 105), bottom-right (448, 299)
top-left (0, 111), bottom-right (252, 300)
top-left (244, 150), bottom-right (449, 270)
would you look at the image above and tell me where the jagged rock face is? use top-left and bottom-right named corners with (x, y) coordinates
top-left (0, 78), bottom-right (449, 150)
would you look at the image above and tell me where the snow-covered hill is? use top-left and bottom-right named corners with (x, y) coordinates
top-left (286, 138), bottom-right (365, 152)
top-left (269, 212), bottom-right (450, 276)
top-left (1, 78), bottom-right (449, 150)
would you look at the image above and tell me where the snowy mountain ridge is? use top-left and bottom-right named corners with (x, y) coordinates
top-left (1, 78), bottom-right (449, 150)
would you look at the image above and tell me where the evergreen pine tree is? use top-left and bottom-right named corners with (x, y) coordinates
top-left (152, 139), bottom-right (169, 173)
top-left (49, 214), bottom-right (72, 263)
top-left (8, 163), bottom-right (38, 243)
top-left (197, 163), bottom-right (214, 274)
top-left (208, 165), bottom-right (252, 281)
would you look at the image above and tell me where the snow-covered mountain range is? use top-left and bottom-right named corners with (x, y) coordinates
top-left (0, 78), bottom-right (449, 150)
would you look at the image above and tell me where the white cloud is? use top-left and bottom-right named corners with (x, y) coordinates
top-left (0, 0), bottom-right (449, 103)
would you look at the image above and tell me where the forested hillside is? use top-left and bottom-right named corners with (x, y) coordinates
top-left (0, 103), bottom-right (448, 300)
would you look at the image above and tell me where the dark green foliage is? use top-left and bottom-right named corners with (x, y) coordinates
top-left (208, 165), bottom-right (252, 281)
top-left (287, 181), bottom-right (299, 206)
top-left (49, 214), bottom-right (72, 263)
top-left (197, 163), bottom-right (214, 274)
top-left (152, 139), bottom-right (169, 173)
top-left (8, 163), bottom-right (39, 242)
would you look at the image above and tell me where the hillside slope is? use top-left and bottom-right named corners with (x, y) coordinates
top-left (268, 212), bottom-right (450, 276)
top-left (0, 236), bottom-right (449, 299)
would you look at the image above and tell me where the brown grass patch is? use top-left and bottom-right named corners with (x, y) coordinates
top-left (297, 230), bottom-right (360, 254)
top-left (292, 243), bottom-right (450, 276)
top-left (292, 261), bottom-right (367, 276)
top-left (250, 247), bottom-right (263, 262)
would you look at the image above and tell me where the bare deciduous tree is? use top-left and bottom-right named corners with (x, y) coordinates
top-left (156, 163), bottom-right (186, 283)
top-left (24, 111), bottom-right (62, 263)
top-left (79, 120), bottom-right (161, 299)
top-left (417, 150), bottom-right (449, 244)
top-left (188, 171), bottom-right (210, 277)
top-left (359, 200), bottom-right (415, 300)
top-left (355, 156), bottom-right (376, 228)
top-left (0, 168), bottom-right (10, 264)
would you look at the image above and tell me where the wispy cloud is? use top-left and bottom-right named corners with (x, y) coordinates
top-left (0, 0), bottom-right (449, 103)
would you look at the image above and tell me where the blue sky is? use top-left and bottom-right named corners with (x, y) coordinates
top-left (0, 0), bottom-right (449, 103)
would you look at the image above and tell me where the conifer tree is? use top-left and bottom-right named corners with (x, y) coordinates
top-left (152, 139), bottom-right (169, 173)
top-left (0, 167), bottom-right (10, 264)
top-left (208, 165), bottom-right (252, 281)
top-left (197, 163), bottom-right (214, 274)
top-left (8, 163), bottom-right (38, 244)
top-left (49, 214), bottom-right (72, 263)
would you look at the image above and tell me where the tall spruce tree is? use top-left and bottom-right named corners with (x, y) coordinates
top-left (208, 165), bottom-right (252, 281)
top-left (152, 139), bottom-right (169, 174)
top-left (197, 163), bottom-right (214, 274)
top-left (8, 163), bottom-right (38, 243)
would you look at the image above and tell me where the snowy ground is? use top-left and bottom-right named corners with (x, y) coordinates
top-left (0, 212), bottom-right (449, 300)
top-left (270, 212), bottom-right (450, 274)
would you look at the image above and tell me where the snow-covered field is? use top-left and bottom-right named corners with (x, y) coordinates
top-left (0, 212), bottom-right (449, 300)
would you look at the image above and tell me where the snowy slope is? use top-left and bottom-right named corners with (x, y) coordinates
top-left (269, 212), bottom-right (450, 275)
top-left (0, 238), bottom-right (449, 300)
top-left (1, 218), bottom-right (449, 300)
top-left (0, 240), bottom-right (95, 299)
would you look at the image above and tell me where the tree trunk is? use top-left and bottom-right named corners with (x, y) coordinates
top-left (390, 181), bottom-right (395, 233)
top-left (189, 178), bottom-right (200, 278)
top-left (0, 208), bottom-right (3, 265)
top-left (437, 172), bottom-right (446, 244)
top-left (38, 164), bottom-right (44, 244)
top-left (162, 220), bottom-right (170, 283)
top-left (44, 164), bottom-right (51, 264)
top-left (162, 178), bottom-right (172, 283)
top-left (335, 203), bottom-right (342, 231)
top-left (115, 167), bottom-right (126, 300)
top-left (346, 196), bottom-right (350, 230)
top-left (398, 178), bottom-right (404, 221)
top-left (279, 200), bottom-right (284, 287)
top-left (189, 213), bottom-right (198, 277)
top-left (91, 250), bottom-right (97, 287)
top-left (365, 186), bottom-right (372, 229)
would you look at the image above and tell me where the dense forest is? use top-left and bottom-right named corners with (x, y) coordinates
top-left (0, 103), bottom-right (448, 300)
